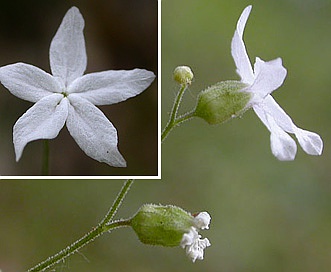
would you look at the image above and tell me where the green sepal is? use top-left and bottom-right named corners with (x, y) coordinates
top-left (130, 204), bottom-right (194, 247)
top-left (194, 80), bottom-right (251, 124)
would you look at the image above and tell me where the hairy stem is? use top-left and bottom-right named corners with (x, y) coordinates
top-left (27, 179), bottom-right (134, 272)
top-left (161, 84), bottom-right (195, 142)
top-left (27, 78), bottom-right (195, 271)
top-left (162, 84), bottom-right (187, 142)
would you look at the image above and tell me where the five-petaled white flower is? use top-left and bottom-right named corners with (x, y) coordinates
top-left (180, 212), bottom-right (211, 262)
top-left (231, 5), bottom-right (323, 160)
top-left (0, 6), bottom-right (155, 167)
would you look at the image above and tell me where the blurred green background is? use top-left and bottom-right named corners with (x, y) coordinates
top-left (1, 0), bottom-right (331, 272)
top-left (0, 0), bottom-right (158, 176)
top-left (161, 0), bottom-right (331, 271)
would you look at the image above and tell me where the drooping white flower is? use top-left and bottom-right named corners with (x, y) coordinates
top-left (180, 212), bottom-right (211, 262)
top-left (0, 6), bottom-right (155, 167)
top-left (231, 5), bottom-right (323, 160)
top-left (131, 205), bottom-right (211, 263)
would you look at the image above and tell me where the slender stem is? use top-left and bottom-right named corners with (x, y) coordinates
top-left (161, 111), bottom-right (195, 143)
top-left (27, 225), bottom-right (104, 272)
top-left (174, 111), bottom-right (195, 127)
top-left (27, 78), bottom-right (194, 271)
top-left (26, 179), bottom-right (134, 272)
top-left (104, 218), bottom-right (132, 231)
top-left (41, 140), bottom-right (49, 175)
top-left (100, 179), bottom-right (134, 225)
top-left (161, 84), bottom-right (189, 142)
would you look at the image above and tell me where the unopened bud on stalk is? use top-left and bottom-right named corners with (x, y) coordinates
top-left (173, 66), bottom-right (194, 85)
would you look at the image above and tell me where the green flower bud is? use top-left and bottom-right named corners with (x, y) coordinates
top-left (194, 80), bottom-right (252, 124)
top-left (130, 204), bottom-right (194, 247)
top-left (130, 204), bottom-right (211, 262)
top-left (173, 66), bottom-right (194, 85)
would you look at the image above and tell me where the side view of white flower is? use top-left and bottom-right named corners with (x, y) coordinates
top-left (0, 6), bottom-right (155, 167)
top-left (180, 212), bottom-right (211, 262)
top-left (231, 5), bottom-right (323, 160)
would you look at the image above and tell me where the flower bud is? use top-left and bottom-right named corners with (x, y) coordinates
top-left (130, 204), bottom-right (211, 262)
top-left (130, 204), bottom-right (194, 247)
top-left (194, 80), bottom-right (252, 124)
top-left (173, 66), bottom-right (194, 85)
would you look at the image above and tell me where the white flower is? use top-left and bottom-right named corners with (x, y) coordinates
top-left (180, 212), bottom-right (211, 262)
top-left (231, 5), bottom-right (323, 160)
top-left (0, 6), bottom-right (155, 167)
top-left (193, 211), bottom-right (211, 230)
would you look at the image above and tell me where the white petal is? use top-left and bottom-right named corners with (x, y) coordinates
top-left (249, 57), bottom-right (287, 99)
top-left (67, 69), bottom-right (155, 105)
top-left (193, 212), bottom-right (211, 230)
top-left (185, 236), bottom-right (211, 262)
top-left (180, 228), bottom-right (197, 248)
top-left (231, 5), bottom-right (254, 84)
top-left (294, 128), bottom-right (323, 156)
top-left (270, 129), bottom-right (297, 161)
top-left (256, 95), bottom-right (323, 156)
top-left (181, 227), bottom-right (211, 262)
top-left (66, 94), bottom-right (126, 167)
top-left (0, 63), bottom-right (61, 103)
top-left (253, 103), bottom-right (297, 161)
top-left (255, 95), bottom-right (295, 133)
top-left (14, 94), bottom-right (68, 161)
top-left (50, 6), bottom-right (87, 87)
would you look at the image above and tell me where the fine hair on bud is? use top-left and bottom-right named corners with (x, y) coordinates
top-left (173, 66), bottom-right (194, 85)
top-left (194, 80), bottom-right (251, 124)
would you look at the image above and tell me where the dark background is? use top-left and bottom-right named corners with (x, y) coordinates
top-left (0, 0), bottom-right (158, 176)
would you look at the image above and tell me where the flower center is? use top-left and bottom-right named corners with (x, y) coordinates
top-left (61, 91), bottom-right (69, 97)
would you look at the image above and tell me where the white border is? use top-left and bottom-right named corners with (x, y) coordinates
top-left (0, 2), bottom-right (161, 180)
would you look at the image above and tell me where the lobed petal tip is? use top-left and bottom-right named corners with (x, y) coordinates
top-left (244, 5), bottom-right (253, 13)
top-left (62, 7), bottom-right (83, 23)
top-left (295, 128), bottom-right (324, 156)
top-left (105, 148), bottom-right (127, 167)
top-left (15, 152), bottom-right (22, 162)
top-left (241, 5), bottom-right (252, 19)
top-left (270, 131), bottom-right (297, 161)
top-left (237, 5), bottom-right (252, 34)
top-left (67, 6), bottom-right (81, 14)
top-left (193, 212), bottom-right (211, 230)
top-left (116, 160), bottom-right (127, 168)
top-left (231, 4), bottom-right (255, 84)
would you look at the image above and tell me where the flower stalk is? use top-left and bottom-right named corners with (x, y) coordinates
top-left (26, 179), bottom-right (134, 272)
top-left (161, 82), bottom-right (194, 142)
top-left (26, 74), bottom-right (202, 271)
